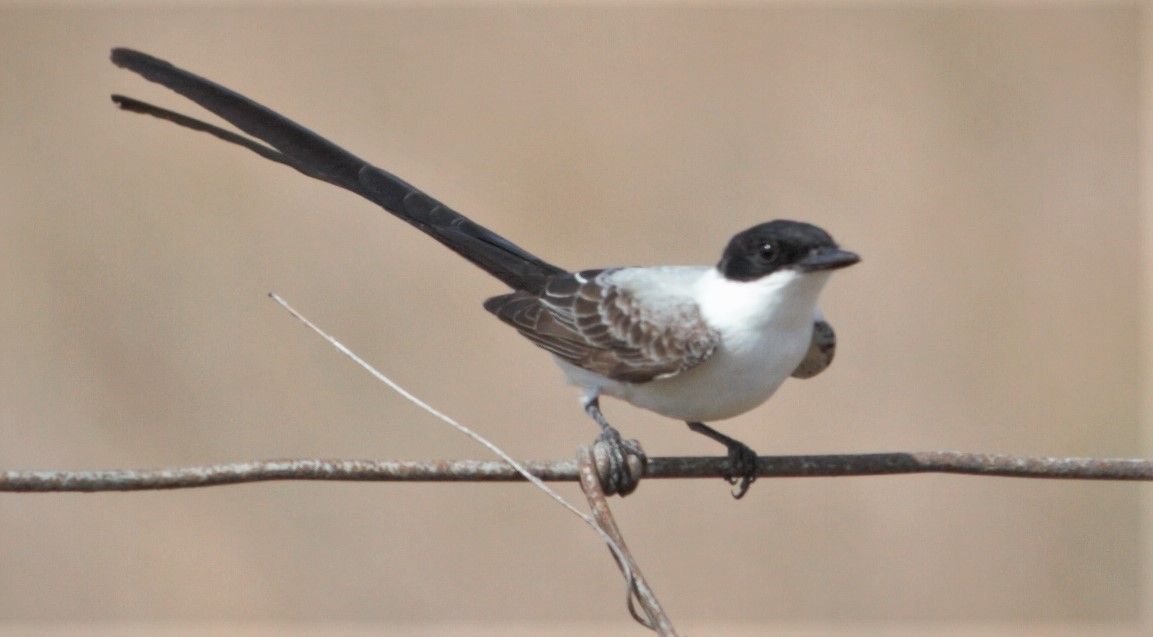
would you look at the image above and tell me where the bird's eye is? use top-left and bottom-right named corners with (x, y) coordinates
top-left (758, 242), bottom-right (776, 261)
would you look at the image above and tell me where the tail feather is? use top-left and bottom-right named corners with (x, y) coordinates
top-left (110, 48), bottom-right (564, 293)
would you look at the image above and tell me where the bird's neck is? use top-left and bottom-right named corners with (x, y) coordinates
top-left (696, 268), bottom-right (830, 333)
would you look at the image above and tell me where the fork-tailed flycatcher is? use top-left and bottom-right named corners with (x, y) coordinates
top-left (109, 48), bottom-right (859, 498)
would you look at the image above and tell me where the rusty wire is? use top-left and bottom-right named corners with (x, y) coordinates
top-left (1, 451), bottom-right (1150, 493)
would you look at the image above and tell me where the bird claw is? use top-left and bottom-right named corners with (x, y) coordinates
top-left (592, 428), bottom-right (647, 496)
top-left (723, 441), bottom-right (758, 499)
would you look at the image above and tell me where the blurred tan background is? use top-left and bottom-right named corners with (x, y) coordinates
top-left (0, 4), bottom-right (1146, 635)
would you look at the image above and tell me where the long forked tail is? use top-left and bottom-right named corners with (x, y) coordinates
top-left (109, 48), bottom-right (565, 294)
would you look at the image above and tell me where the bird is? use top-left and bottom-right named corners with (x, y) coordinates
top-left (109, 48), bottom-right (859, 498)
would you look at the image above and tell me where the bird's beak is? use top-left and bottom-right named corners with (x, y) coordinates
top-left (797, 247), bottom-right (860, 272)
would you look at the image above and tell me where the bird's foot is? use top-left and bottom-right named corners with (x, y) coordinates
top-left (721, 439), bottom-right (758, 499)
top-left (592, 426), bottom-right (648, 497)
top-left (686, 421), bottom-right (759, 499)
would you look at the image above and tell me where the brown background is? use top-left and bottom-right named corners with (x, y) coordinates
top-left (0, 4), bottom-right (1146, 635)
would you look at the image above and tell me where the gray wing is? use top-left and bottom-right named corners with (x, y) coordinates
top-left (483, 268), bottom-right (720, 383)
top-left (791, 319), bottom-right (836, 379)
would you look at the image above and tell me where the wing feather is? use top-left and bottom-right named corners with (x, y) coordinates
top-left (791, 319), bottom-right (837, 379)
top-left (484, 269), bottom-right (719, 384)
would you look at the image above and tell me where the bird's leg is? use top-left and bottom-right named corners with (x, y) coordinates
top-left (686, 421), bottom-right (758, 499)
top-left (582, 396), bottom-right (647, 496)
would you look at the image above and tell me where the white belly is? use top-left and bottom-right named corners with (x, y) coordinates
top-left (631, 322), bottom-right (810, 421)
top-left (556, 320), bottom-right (813, 422)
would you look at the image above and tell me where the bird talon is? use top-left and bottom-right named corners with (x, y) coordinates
top-left (727, 474), bottom-right (755, 499)
top-left (725, 441), bottom-right (758, 499)
top-left (593, 429), bottom-right (647, 496)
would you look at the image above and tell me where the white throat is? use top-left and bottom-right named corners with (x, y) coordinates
top-left (695, 267), bottom-right (832, 335)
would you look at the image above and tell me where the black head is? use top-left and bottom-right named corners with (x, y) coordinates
top-left (718, 220), bottom-right (860, 282)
